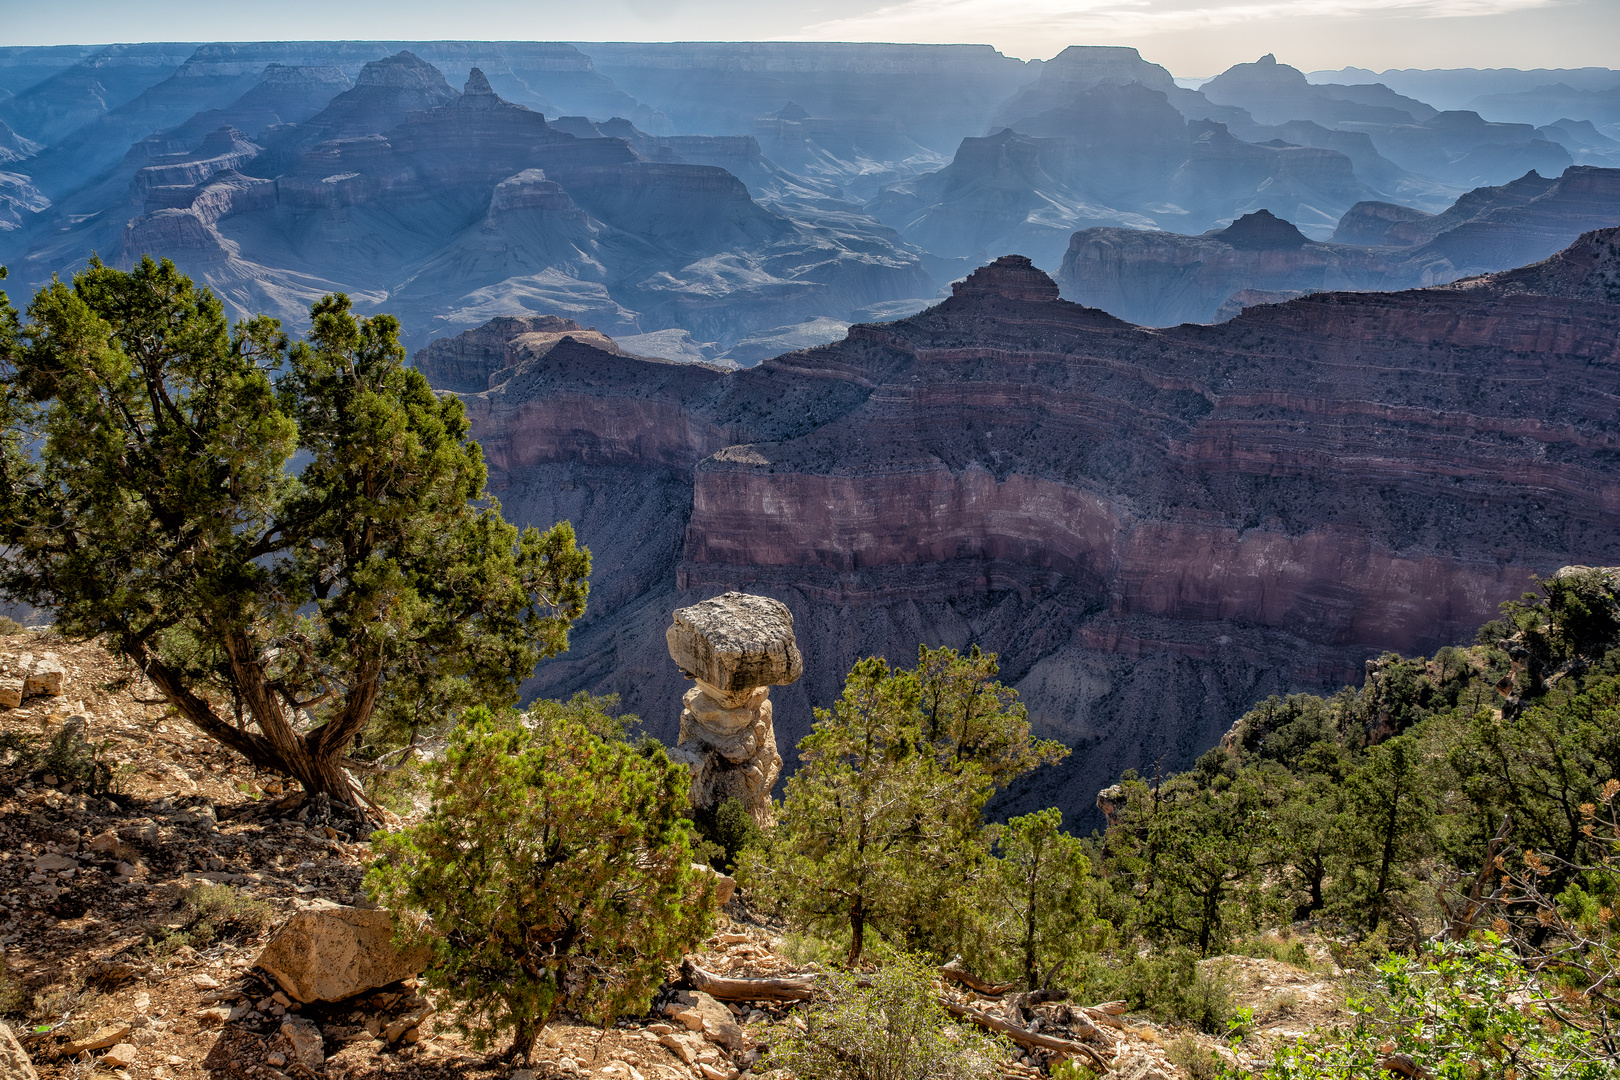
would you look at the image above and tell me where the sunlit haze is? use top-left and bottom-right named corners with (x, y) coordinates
top-left (1, 0), bottom-right (1615, 74)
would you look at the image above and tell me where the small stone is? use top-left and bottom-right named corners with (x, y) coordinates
top-left (674, 1009), bottom-right (704, 1032)
top-left (648, 1023), bottom-right (673, 1035)
top-left (265, 1054), bottom-right (287, 1068)
top-left (32, 854), bottom-right (76, 873)
top-left (101, 1044), bottom-right (139, 1069)
top-left (192, 973), bottom-right (221, 989)
top-left (196, 1007), bottom-right (232, 1026)
top-left (60, 1024), bottom-right (131, 1056)
top-left (279, 1016), bottom-right (324, 1071)
top-left (696, 1065), bottom-right (726, 1080)
top-left (0, 679), bottom-right (23, 710)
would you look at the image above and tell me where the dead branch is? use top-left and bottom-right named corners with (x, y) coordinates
top-left (939, 958), bottom-right (1015, 996)
top-left (943, 1002), bottom-right (1111, 1071)
top-left (682, 959), bottom-right (816, 1002)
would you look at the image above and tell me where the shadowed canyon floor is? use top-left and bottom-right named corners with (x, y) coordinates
top-left (426, 231), bottom-right (1620, 826)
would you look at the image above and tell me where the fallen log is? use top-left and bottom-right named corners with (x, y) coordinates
top-left (943, 1002), bottom-right (1111, 1071)
top-left (939, 959), bottom-right (1015, 996)
top-left (682, 959), bottom-right (816, 1002)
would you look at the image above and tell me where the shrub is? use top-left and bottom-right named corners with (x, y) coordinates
top-left (1241, 936), bottom-right (1615, 1080)
top-left (145, 883), bottom-right (274, 957)
top-left (1167, 1035), bottom-right (1221, 1080)
top-left (773, 950), bottom-right (1007, 1080)
top-left (366, 705), bottom-right (714, 1059)
top-left (1075, 948), bottom-right (1234, 1033)
top-left (691, 796), bottom-right (761, 872)
top-left (0, 724), bottom-right (116, 795)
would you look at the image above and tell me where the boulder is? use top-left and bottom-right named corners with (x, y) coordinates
top-left (0, 679), bottom-right (21, 709)
top-left (666, 593), bottom-right (802, 708)
top-left (253, 903), bottom-right (429, 1003)
top-left (0, 1023), bottom-right (38, 1080)
top-left (22, 654), bottom-right (64, 697)
top-left (661, 990), bottom-right (747, 1050)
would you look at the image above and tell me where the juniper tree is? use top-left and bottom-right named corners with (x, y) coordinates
top-left (744, 647), bottom-right (1065, 965)
top-left (366, 703), bottom-right (713, 1058)
top-left (0, 258), bottom-right (589, 809)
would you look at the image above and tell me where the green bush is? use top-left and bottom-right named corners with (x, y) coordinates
top-left (366, 704), bottom-right (714, 1059)
top-left (773, 950), bottom-right (1007, 1080)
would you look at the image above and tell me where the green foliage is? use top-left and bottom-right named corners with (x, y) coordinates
top-left (691, 796), bottom-right (761, 873)
top-left (144, 883), bottom-right (275, 958)
top-left (366, 705), bottom-right (714, 1059)
top-left (1244, 937), bottom-right (1616, 1080)
top-left (744, 646), bottom-right (1065, 965)
top-left (0, 724), bottom-right (117, 795)
top-left (772, 949), bottom-right (1007, 1080)
top-left (0, 258), bottom-right (590, 806)
top-left (974, 807), bottom-right (1109, 990)
top-left (1074, 949), bottom-right (1234, 1033)
top-left (1101, 769), bottom-right (1280, 955)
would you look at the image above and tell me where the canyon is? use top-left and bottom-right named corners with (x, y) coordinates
top-left (431, 232), bottom-right (1620, 825)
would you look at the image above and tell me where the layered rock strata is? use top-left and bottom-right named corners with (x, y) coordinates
top-left (666, 593), bottom-right (803, 825)
top-left (442, 240), bottom-right (1620, 827)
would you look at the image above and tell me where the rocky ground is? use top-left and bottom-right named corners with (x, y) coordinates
top-left (0, 632), bottom-right (1349, 1080)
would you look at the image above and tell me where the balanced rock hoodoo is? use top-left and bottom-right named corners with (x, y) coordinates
top-left (666, 592), bottom-right (803, 826)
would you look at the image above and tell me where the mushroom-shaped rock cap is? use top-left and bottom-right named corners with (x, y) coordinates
top-left (668, 592), bottom-right (803, 704)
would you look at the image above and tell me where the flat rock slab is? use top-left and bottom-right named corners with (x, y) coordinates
top-left (667, 593), bottom-right (802, 706)
top-left (254, 902), bottom-right (429, 1004)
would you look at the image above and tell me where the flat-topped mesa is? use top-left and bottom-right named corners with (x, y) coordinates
top-left (666, 592), bottom-right (803, 826)
top-left (949, 254), bottom-right (1061, 304)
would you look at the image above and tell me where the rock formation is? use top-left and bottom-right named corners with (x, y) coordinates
top-left (665, 592), bottom-right (803, 825)
top-left (1059, 166), bottom-right (1620, 325)
top-left (447, 234), bottom-right (1620, 828)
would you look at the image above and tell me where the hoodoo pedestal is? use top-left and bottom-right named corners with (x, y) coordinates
top-left (665, 592), bottom-right (803, 826)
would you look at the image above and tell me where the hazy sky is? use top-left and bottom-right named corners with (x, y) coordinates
top-left (1, 0), bottom-right (1616, 76)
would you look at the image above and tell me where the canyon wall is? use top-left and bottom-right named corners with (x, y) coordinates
top-left (441, 236), bottom-right (1620, 826)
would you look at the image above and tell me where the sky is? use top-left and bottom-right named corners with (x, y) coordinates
top-left (0, 0), bottom-right (1616, 76)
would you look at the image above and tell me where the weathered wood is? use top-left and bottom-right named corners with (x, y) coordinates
top-left (939, 959), bottom-right (1015, 996)
top-left (942, 1002), bottom-right (1111, 1070)
top-left (682, 959), bottom-right (816, 1002)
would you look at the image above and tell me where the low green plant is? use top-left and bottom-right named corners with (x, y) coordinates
top-left (1239, 935), bottom-right (1615, 1080)
top-left (1167, 1035), bottom-right (1222, 1080)
top-left (144, 883), bottom-right (274, 957)
top-left (366, 704), bottom-right (714, 1059)
top-left (1075, 949), bottom-right (1234, 1033)
top-left (1233, 934), bottom-right (1314, 970)
top-left (0, 725), bottom-right (117, 795)
top-left (772, 949), bottom-right (1008, 1080)
top-left (0, 958), bottom-right (25, 1016)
